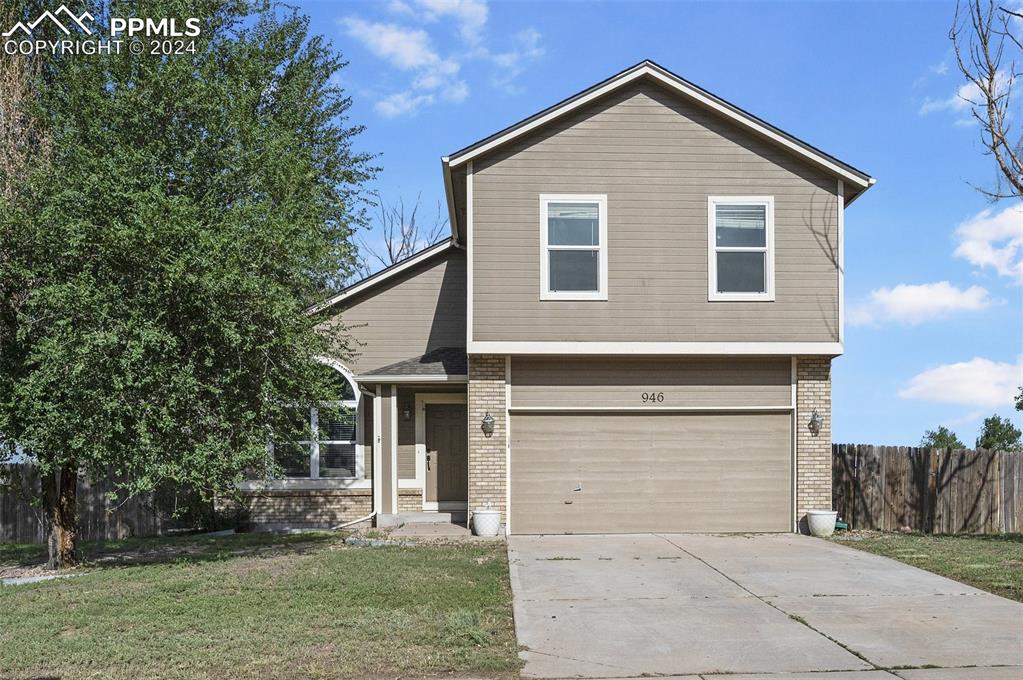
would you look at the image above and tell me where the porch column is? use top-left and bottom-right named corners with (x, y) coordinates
top-left (377, 384), bottom-right (398, 518)
top-left (468, 355), bottom-right (508, 531)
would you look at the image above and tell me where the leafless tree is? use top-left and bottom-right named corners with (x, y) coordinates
top-left (951, 1), bottom-right (1023, 199)
top-left (356, 191), bottom-right (448, 277)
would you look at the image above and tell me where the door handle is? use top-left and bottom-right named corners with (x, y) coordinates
top-left (426, 453), bottom-right (431, 469)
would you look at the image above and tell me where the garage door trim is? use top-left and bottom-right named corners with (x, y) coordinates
top-left (509, 405), bottom-right (794, 413)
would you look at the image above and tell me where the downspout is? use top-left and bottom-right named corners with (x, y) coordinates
top-left (331, 384), bottom-right (380, 531)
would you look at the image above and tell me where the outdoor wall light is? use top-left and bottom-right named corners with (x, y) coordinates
top-left (481, 413), bottom-right (495, 437)
top-left (402, 406), bottom-right (412, 421)
top-left (808, 409), bottom-right (824, 437)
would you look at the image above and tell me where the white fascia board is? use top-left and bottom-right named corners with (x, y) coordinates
top-left (441, 156), bottom-right (459, 243)
top-left (355, 374), bottom-right (468, 383)
top-left (837, 180), bottom-right (845, 344)
top-left (467, 341), bottom-right (844, 356)
top-left (447, 64), bottom-right (872, 190)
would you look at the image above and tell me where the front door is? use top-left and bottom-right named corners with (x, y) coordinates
top-left (425, 402), bottom-right (468, 507)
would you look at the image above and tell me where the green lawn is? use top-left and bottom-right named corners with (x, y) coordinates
top-left (0, 532), bottom-right (520, 679)
top-left (831, 532), bottom-right (1023, 602)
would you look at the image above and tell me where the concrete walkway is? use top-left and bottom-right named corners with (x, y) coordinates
top-left (507, 533), bottom-right (1023, 679)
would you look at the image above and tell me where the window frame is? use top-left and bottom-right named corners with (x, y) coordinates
top-left (707, 195), bottom-right (776, 302)
top-left (269, 365), bottom-right (363, 484)
top-left (539, 193), bottom-right (609, 301)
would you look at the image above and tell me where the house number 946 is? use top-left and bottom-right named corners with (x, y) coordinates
top-left (641, 392), bottom-right (664, 403)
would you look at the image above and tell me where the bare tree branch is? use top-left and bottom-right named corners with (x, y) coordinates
top-left (355, 191), bottom-right (448, 278)
top-left (951, 1), bottom-right (1023, 199)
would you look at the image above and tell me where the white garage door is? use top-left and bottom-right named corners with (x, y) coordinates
top-left (510, 411), bottom-right (792, 534)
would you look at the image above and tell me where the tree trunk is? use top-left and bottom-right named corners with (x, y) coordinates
top-left (44, 464), bottom-right (78, 569)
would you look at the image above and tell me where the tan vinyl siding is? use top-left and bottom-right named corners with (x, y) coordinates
top-left (471, 79), bottom-right (840, 343)
top-left (510, 356), bottom-right (791, 408)
top-left (396, 388), bottom-right (417, 480)
top-left (325, 250), bottom-right (466, 374)
top-left (510, 411), bottom-right (792, 534)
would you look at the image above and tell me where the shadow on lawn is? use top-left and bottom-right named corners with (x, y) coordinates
top-left (959, 533), bottom-right (1023, 544)
top-left (0, 531), bottom-right (336, 572)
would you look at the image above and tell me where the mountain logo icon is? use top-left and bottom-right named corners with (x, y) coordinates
top-left (3, 5), bottom-right (95, 37)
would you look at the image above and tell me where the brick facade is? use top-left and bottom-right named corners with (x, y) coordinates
top-left (397, 488), bottom-right (424, 513)
top-left (240, 488), bottom-right (422, 530)
top-left (468, 355), bottom-right (507, 529)
top-left (796, 356), bottom-right (832, 532)
top-left (241, 489), bottom-right (371, 530)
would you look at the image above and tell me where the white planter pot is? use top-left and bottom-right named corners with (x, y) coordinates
top-left (472, 509), bottom-right (501, 537)
top-left (807, 510), bottom-right (838, 538)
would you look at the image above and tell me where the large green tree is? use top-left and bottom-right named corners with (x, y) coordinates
top-left (976, 415), bottom-right (1023, 451)
top-left (0, 0), bottom-right (375, 567)
top-left (920, 426), bottom-right (965, 449)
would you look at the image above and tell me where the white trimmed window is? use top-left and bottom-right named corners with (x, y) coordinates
top-left (273, 365), bottom-right (361, 480)
top-left (540, 194), bottom-right (608, 300)
top-left (708, 196), bottom-right (775, 301)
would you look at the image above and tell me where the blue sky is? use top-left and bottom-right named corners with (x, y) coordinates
top-left (303, 0), bottom-right (1023, 446)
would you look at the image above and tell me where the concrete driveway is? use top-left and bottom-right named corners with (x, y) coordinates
top-left (507, 534), bottom-right (1023, 679)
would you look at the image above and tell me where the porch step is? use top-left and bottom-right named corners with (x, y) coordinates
top-left (379, 511), bottom-right (467, 527)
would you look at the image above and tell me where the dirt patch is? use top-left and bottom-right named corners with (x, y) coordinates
top-left (0, 562), bottom-right (51, 580)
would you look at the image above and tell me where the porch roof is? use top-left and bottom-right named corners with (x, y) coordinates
top-left (355, 347), bottom-right (468, 384)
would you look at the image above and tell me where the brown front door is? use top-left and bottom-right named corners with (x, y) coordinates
top-left (425, 403), bottom-right (468, 504)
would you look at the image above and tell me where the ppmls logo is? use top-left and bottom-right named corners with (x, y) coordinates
top-left (2, 5), bottom-right (95, 37)
top-left (3, 5), bottom-right (201, 56)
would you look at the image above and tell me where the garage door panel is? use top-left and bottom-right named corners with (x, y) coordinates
top-left (510, 412), bottom-right (791, 534)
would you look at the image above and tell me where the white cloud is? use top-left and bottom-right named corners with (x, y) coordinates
top-left (919, 70), bottom-right (1011, 125)
top-left (416, 0), bottom-right (489, 44)
top-left (441, 79), bottom-right (469, 103)
top-left (899, 356), bottom-right (1023, 408)
top-left (375, 91), bottom-right (434, 118)
top-left (919, 80), bottom-right (981, 115)
top-left (386, 0), bottom-right (416, 17)
top-left (341, 18), bottom-right (439, 70)
top-left (483, 28), bottom-right (544, 93)
top-left (342, 16), bottom-right (469, 118)
top-left (848, 281), bottom-right (994, 326)
top-left (931, 60), bottom-right (949, 76)
top-left (954, 203), bottom-right (1023, 284)
top-left (345, 1), bottom-right (541, 117)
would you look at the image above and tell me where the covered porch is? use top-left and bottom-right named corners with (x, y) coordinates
top-left (357, 347), bottom-right (469, 526)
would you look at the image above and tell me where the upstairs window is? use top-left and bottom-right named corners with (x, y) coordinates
top-left (540, 194), bottom-right (608, 300)
top-left (708, 197), bottom-right (775, 301)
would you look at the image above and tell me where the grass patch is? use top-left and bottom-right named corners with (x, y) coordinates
top-left (831, 532), bottom-right (1023, 602)
top-left (0, 531), bottom-right (332, 569)
top-left (0, 532), bottom-right (519, 679)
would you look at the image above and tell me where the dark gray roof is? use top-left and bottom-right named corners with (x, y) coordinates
top-left (360, 347), bottom-right (467, 378)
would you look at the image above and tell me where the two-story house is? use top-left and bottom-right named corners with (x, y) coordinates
top-left (241, 61), bottom-right (874, 535)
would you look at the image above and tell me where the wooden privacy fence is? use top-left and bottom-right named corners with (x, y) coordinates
top-left (833, 444), bottom-right (1023, 534)
top-left (1, 464), bottom-right (182, 544)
